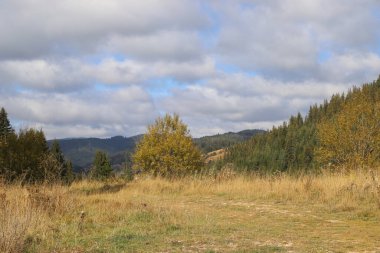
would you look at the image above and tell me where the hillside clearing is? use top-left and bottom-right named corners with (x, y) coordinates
top-left (205, 149), bottom-right (226, 163)
top-left (1, 171), bottom-right (380, 252)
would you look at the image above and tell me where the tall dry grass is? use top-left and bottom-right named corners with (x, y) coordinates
top-left (125, 168), bottom-right (380, 214)
top-left (0, 183), bottom-right (74, 253)
top-left (1, 168), bottom-right (380, 252)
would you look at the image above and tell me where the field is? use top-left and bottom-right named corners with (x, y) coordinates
top-left (1, 170), bottom-right (380, 253)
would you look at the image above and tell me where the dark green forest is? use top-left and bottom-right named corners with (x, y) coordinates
top-left (0, 108), bottom-right (73, 183)
top-left (224, 76), bottom-right (380, 173)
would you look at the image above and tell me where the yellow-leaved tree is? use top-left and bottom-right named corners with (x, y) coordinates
top-left (133, 114), bottom-right (203, 177)
top-left (317, 90), bottom-right (380, 169)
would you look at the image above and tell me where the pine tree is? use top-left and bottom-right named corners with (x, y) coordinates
top-left (50, 140), bottom-right (74, 183)
top-left (122, 152), bottom-right (134, 181)
top-left (0, 107), bottom-right (13, 178)
top-left (91, 151), bottom-right (112, 180)
top-left (50, 140), bottom-right (65, 165)
top-left (15, 128), bottom-right (49, 182)
top-left (64, 160), bottom-right (75, 184)
top-left (0, 109), bottom-right (55, 182)
top-left (0, 107), bottom-right (14, 138)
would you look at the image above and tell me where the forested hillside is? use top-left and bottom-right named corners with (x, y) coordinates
top-left (51, 130), bottom-right (263, 171)
top-left (225, 76), bottom-right (380, 173)
top-left (48, 135), bottom-right (142, 170)
top-left (194, 129), bottom-right (265, 153)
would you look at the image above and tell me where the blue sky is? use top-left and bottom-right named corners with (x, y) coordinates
top-left (0, 0), bottom-right (380, 139)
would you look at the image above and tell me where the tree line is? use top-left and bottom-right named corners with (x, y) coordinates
top-left (0, 108), bottom-right (74, 183)
top-left (3, 76), bottom-right (379, 181)
top-left (0, 108), bottom-right (203, 182)
top-left (224, 76), bottom-right (380, 173)
top-left (0, 106), bottom-right (122, 182)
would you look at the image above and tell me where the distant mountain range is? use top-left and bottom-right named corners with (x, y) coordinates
top-left (48, 129), bottom-right (265, 171)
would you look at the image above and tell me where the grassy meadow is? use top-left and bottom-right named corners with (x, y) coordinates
top-left (1, 169), bottom-right (380, 253)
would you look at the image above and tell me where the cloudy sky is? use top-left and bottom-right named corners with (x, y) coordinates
top-left (1, 0), bottom-right (380, 139)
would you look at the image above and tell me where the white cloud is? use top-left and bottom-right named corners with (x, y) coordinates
top-left (320, 52), bottom-right (380, 83)
top-left (1, 0), bottom-right (380, 138)
top-left (90, 57), bottom-right (216, 84)
top-left (160, 74), bottom-right (350, 135)
top-left (207, 74), bottom-right (347, 99)
top-left (0, 0), bottom-right (208, 59)
top-left (1, 86), bottom-right (158, 138)
top-left (106, 31), bottom-right (204, 62)
top-left (214, 0), bottom-right (380, 79)
top-left (0, 59), bottom-right (88, 90)
top-left (0, 57), bottom-right (217, 91)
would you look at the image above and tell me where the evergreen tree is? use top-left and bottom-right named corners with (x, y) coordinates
top-left (50, 140), bottom-right (74, 183)
top-left (123, 155), bottom-right (134, 181)
top-left (122, 152), bottom-right (133, 181)
top-left (13, 128), bottom-right (49, 182)
top-left (0, 131), bottom-right (16, 180)
top-left (0, 107), bottom-right (14, 138)
top-left (50, 140), bottom-right (65, 166)
top-left (0, 108), bottom-right (58, 183)
top-left (64, 160), bottom-right (75, 183)
top-left (0, 107), bottom-right (13, 178)
top-left (91, 150), bottom-right (112, 179)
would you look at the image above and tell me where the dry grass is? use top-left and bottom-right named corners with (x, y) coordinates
top-left (1, 169), bottom-right (380, 252)
top-left (0, 183), bottom-right (74, 253)
top-left (204, 149), bottom-right (226, 163)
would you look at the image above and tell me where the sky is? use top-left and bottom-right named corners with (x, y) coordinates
top-left (1, 0), bottom-right (380, 139)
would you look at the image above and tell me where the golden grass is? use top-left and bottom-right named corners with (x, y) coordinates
top-left (204, 149), bottom-right (226, 163)
top-left (1, 169), bottom-right (380, 252)
top-left (0, 183), bottom-right (74, 253)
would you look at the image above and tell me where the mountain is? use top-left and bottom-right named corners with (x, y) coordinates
top-left (48, 135), bottom-right (142, 171)
top-left (49, 129), bottom-right (264, 171)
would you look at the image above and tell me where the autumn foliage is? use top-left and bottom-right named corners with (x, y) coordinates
top-left (317, 84), bottom-right (380, 169)
top-left (133, 114), bottom-right (203, 177)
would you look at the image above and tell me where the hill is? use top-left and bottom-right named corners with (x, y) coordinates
top-left (48, 135), bottom-right (142, 171)
top-left (49, 129), bottom-right (264, 171)
top-left (225, 76), bottom-right (380, 173)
